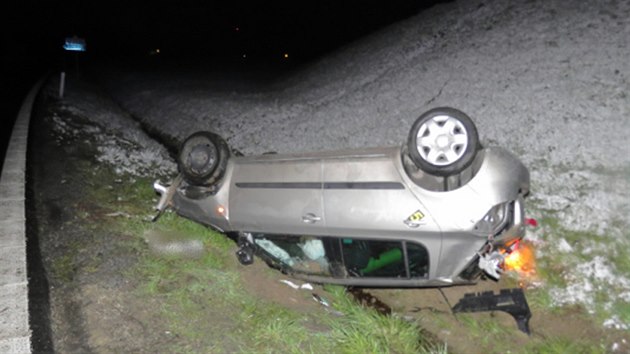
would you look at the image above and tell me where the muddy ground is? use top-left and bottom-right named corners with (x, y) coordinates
top-left (28, 94), bottom-right (165, 352)
top-left (27, 90), bottom-right (629, 353)
top-left (27, 92), bottom-right (330, 353)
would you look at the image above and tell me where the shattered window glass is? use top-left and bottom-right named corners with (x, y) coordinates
top-left (253, 234), bottom-right (429, 279)
top-left (254, 235), bottom-right (332, 276)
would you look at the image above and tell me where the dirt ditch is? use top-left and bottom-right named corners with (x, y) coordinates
top-left (26, 92), bottom-right (333, 352)
top-left (28, 94), bottom-right (170, 352)
top-left (26, 89), bottom-right (629, 353)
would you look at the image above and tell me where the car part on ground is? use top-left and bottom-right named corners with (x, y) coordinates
top-left (236, 232), bottom-right (255, 265)
top-left (153, 174), bottom-right (183, 221)
top-left (452, 288), bottom-right (532, 335)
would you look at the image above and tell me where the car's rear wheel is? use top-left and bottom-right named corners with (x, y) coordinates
top-left (178, 131), bottom-right (230, 186)
top-left (407, 107), bottom-right (479, 176)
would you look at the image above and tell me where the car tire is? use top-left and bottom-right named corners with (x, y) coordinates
top-left (407, 107), bottom-right (479, 177)
top-left (178, 131), bottom-right (230, 186)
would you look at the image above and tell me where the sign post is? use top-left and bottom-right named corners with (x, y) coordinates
top-left (59, 72), bottom-right (66, 98)
top-left (61, 35), bottom-right (87, 93)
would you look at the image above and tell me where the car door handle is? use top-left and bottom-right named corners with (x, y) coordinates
top-left (302, 213), bottom-right (321, 224)
top-left (404, 219), bottom-right (422, 228)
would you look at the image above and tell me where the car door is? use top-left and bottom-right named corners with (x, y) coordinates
top-left (322, 150), bottom-right (442, 278)
top-left (322, 152), bottom-right (431, 235)
top-left (229, 156), bottom-right (325, 235)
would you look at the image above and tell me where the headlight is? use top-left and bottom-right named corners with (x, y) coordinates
top-left (474, 201), bottom-right (512, 237)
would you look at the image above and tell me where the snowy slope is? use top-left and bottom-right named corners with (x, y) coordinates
top-left (44, 82), bottom-right (175, 177)
top-left (96, 0), bottom-right (629, 327)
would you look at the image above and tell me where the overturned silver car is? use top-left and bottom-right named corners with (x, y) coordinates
top-left (154, 107), bottom-right (530, 288)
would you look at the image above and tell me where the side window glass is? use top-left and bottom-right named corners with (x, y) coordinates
top-left (407, 242), bottom-right (429, 278)
top-left (252, 235), bottom-right (429, 280)
top-left (253, 234), bottom-right (332, 276)
top-left (341, 239), bottom-right (406, 278)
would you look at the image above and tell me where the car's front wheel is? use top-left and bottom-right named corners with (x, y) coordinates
top-left (407, 107), bottom-right (479, 176)
top-left (178, 131), bottom-right (230, 186)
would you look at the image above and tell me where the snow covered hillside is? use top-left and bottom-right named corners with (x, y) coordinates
top-left (95, 0), bottom-right (629, 328)
top-left (44, 82), bottom-right (175, 177)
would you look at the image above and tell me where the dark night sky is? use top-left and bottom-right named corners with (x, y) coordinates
top-left (4, 1), bottom-right (441, 64)
top-left (1, 1), bottom-right (445, 162)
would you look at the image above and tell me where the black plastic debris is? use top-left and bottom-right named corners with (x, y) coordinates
top-left (236, 237), bottom-right (255, 265)
top-left (452, 288), bottom-right (532, 335)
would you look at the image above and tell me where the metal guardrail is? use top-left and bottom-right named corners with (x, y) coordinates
top-left (0, 80), bottom-right (43, 354)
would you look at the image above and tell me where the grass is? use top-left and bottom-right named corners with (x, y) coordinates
top-left (241, 302), bottom-right (316, 352)
top-left (51, 253), bottom-right (76, 282)
top-left (68, 111), bottom-right (627, 352)
top-left (457, 313), bottom-right (511, 342)
top-left (616, 301), bottom-right (630, 327)
top-left (50, 234), bottom-right (95, 283)
top-left (66, 157), bottom-right (627, 353)
top-left (127, 215), bottom-right (444, 353)
top-left (431, 194), bottom-right (628, 353)
top-left (505, 203), bottom-right (629, 351)
top-left (43, 82), bottom-right (450, 352)
top-left (80, 168), bottom-right (442, 353)
top-left (83, 166), bottom-right (624, 353)
top-left (526, 287), bottom-right (556, 311)
top-left (523, 337), bottom-right (606, 354)
top-left (323, 285), bottom-right (443, 354)
top-left (610, 242), bottom-right (630, 275)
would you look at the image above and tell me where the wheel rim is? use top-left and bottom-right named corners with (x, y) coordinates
top-left (188, 143), bottom-right (217, 174)
top-left (416, 114), bottom-right (469, 166)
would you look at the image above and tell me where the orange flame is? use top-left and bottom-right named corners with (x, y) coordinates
top-left (503, 241), bottom-right (536, 276)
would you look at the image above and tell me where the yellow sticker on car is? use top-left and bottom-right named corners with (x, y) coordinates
top-left (408, 210), bottom-right (425, 221)
top-left (404, 210), bottom-right (425, 227)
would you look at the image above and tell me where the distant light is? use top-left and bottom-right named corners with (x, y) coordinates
top-left (235, 26), bottom-right (240, 32)
top-left (63, 36), bottom-right (86, 52)
top-left (242, 53), bottom-right (247, 58)
top-left (63, 44), bottom-right (85, 52)
top-left (283, 53), bottom-right (289, 59)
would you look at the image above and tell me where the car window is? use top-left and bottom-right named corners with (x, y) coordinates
top-left (253, 234), bottom-right (429, 279)
top-left (341, 239), bottom-right (429, 278)
top-left (407, 242), bottom-right (429, 278)
top-left (341, 239), bottom-right (405, 277)
top-left (254, 234), bottom-right (333, 276)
